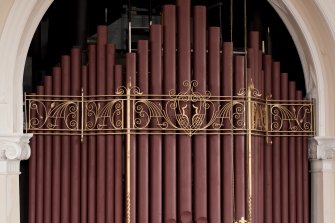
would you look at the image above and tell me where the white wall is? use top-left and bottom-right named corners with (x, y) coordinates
top-left (0, 0), bottom-right (335, 222)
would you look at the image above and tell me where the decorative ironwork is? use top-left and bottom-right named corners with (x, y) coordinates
top-left (24, 80), bottom-right (315, 138)
top-left (84, 99), bottom-right (124, 131)
top-left (24, 79), bottom-right (315, 223)
top-left (268, 100), bottom-right (313, 135)
top-left (26, 97), bottom-right (81, 132)
top-left (131, 80), bottom-right (247, 136)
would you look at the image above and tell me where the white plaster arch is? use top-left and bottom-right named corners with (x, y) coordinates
top-left (0, 0), bottom-right (334, 222)
top-left (0, 0), bottom-right (53, 134)
top-left (268, 0), bottom-right (335, 136)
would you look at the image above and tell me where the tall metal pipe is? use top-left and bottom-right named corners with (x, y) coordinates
top-left (137, 40), bottom-right (149, 223)
top-left (106, 43), bottom-right (116, 223)
top-left (96, 25), bottom-right (107, 223)
top-left (70, 47), bottom-right (81, 223)
top-left (289, 81), bottom-right (297, 223)
top-left (52, 67), bottom-right (62, 223)
top-left (222, 41), bottom-right (234, 223)
top-left (208, 26), bottom-right (220, 223)
top-left (162, 5), bottom-right (177, 222)
top-left (87, 44), bottom-right (97, 223)
top-left (149, 24), bottom-right (163, 223)
top-left (114, 64), bottom-right (124, 223)
top-left (80, 65), bottom-right (88, 223)
top-left (43, 75), bottom-right (52, 223)
top-left (193, 6), bottom-right (207, 222)
top-left (263, 54), bottom-right (273, 223)
top-left (61, 55), bottom-right (71, 223)
top-left (233, 55), bottom-right (246, 220)
top-left (36, 85), bottom-right (44, 223)
top-left (272, 61), bottom-right (281, 223)
top-left (176, 0), bottom-right (192, 221)
top-left (280, 73), bottom-right (289, 223)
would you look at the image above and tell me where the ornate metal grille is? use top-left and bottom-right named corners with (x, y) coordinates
top-left (25, 79), bottom-right (315, 223)
top-left (25, 79), bottom-right (315, 139)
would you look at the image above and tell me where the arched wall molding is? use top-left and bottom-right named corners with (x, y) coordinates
top-left (0, 0), bottom-right (53, 134)
top-left (0, 0), bottom-right (334, 223)
top-left (268, 0), bottom-right (335, 136)
top-left (12, 0), bottom-right (54, 133)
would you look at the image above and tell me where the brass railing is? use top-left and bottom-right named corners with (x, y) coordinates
top-left (25, 80), bottom-right (314, 138)
top-left (24, 79), bottom-right (315, 223)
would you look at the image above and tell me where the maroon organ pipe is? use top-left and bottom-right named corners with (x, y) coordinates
top-left (126, 53), bottom-right (137, 222)
top-left (87, 44), bottom-right (97, 223)
top-left (150, 24), bottom-right (163, 222)
top-left (296, 91), bottom-right (303, 223)
top-left (43, 76), bottom-right (52, 223)
top-left (137, 40), bottom-right (149, 223)
top-left (28, 93), bottom-right (37, 223)
top-left (61, 55), bottom-right (71, 223)
top-left (289, 81), bottom-right (297, 223)
top-left (114, 64), bottom-right (123, 223)
top-left (70, 48), bottom-right (81, 223)
top-left (280, 73), bottom-right (289, 223)
top-left (52, 67), bottom-right (62, 223)
top-left (177, 0), bottom-right (192, 221)
top-left (249, 32), bottom-right (259, 83)
top-left (303, 135), bottom-right (309, 223)
top-left (36, 86), bottom-right (44, 223)
top-left (208, 27), bottom-right (220, 222)
top-left (234, 55), bottom-right (245, 219)
top-left (299, 91), bottom-right (309, 223)
top-left (96, 25), bottom-right (107, 223)
top-left (272, 61), bottom-right (281, 223)
top-left (222, 42), bottom-right (234, 223)
top-left (81, 65), bottom-right (88, 223)
top-left (193, 6), bottom-right (207, 222)
top-left (106, 43), bottom-right (115, 223)
top-left (263, 54), bottom-right (272, 223)
top-left (248, 32), bottom-right (262, 222)
top-left (257, 50), bottom-right (264, 223)
top-left (163, 5), bottom-right (177, 222)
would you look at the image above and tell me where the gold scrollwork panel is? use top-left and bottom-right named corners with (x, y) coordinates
top-left (25, 80), bottom-right (315, 138)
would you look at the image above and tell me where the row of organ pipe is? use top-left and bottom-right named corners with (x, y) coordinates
top-left (28, 0), bottom-right (309, 222)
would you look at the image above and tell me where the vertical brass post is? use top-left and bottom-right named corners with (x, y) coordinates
top-left (247, 80), bottom-right (253, 223)
top-left (126, 80), bottom-right (131, 223)
top-left (81, 88), bottom-right (84, 142)
top-left (265, 96), bottom-right (270, 144)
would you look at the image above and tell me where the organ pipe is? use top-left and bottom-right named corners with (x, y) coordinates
top-left (149, 24), bottom-right (163, 222)
top-left (106, 43), bottom-right (115, 223)
top-left (208, 26), bottom-right (220, 222)
top-left (162, 5), bottom-right (177, 222)
top-left (176, 0), bottom-right (192, 221)
top-left (87, 44), bottom-right (97, 223)
top-left (80, 65), bottom-right (88, 223)
top-left (137, 40), bottom-right (149, 223)
top-left (222, 41), bottom-right (234, 223)
top-left (114, 64), bottom-right (124, 223)
top-left (193, 6), bottom-right (207, 222)
top-left (60, 55), bottom-right (71, 223)
top-left (43, 76), bottom-right (52, 223)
